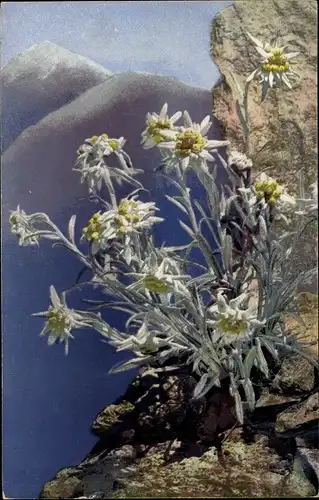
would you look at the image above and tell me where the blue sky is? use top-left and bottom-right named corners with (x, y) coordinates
top-left (1, 1), bottom-right (233, 89)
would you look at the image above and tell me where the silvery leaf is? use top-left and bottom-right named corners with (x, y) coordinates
top-left (231, 386), bottom-right (244, 424)
top-left (194, 372), bottom-right (220, 399)
top-left (68, 215), bottom-right (77, 245)
top-left (179, 220), bottom-right (196, 240)
top-left (241, 378), bottom-right (256, 411)
top-left (109, 355), bottom-right (153, 373)
top-left (259, 337), bottom-right (279, 361)
top-left (244, 346), bottom-right (258, 378)
top-left (165, 195), bottom-right (189, 215)
top-left (256, 338), bottom-right (269, 378)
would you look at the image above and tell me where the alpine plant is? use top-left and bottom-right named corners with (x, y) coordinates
top-left (9, 32), bottom-right (318, 425)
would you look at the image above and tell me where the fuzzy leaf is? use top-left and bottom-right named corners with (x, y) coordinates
top-left (244, 347), bottom-right (258, 378)
top-left (231, 387), bottom-right (244, 424)
top-left (165, 195), bottom-right (189, 215)
top-left (241, 378), bottom-right (256, 411)
top-left (193, 372), bottom-right (220, 399)
top-left (109, 355), bottom-right (153, 374)
top-left (259, 337), bottom-right (279, 361)
top-left (68, 215), bottom-right (77, 244)
top-left (179, 220), bottom-right (196, 240)
top-left (256, 338), bottom-right (269, 378)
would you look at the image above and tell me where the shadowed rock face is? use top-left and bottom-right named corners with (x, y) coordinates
top-left (1, 41), bottom-right (113, 151)
top-left (38, 358), bottom-right (318, 499)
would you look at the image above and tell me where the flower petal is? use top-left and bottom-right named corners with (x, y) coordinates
top-left (246, 31), bottom-right (264, 49)
top-left (159, 103), bottom-right (168, 118)
top-left (50, 285), bottom-right (62, 309)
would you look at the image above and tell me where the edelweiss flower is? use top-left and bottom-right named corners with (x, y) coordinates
top-left (110, 319), bottom-right (166, 355)
top-left (9, 206), bottom-right (47, 246)
top-left (82, 198), bottom-right (163, 254)
top-left (127, 251), bottom-right (190, 297)
top-left (228, 150), bottom-right (253, 171)
top-left (114, 198), bottom-right (163, 236)
top-left (294, 182), bottom-right (318, 216)
top-left (254, 173), bottom-right (296, 209)
top-left (246, 31), bottom-right (299, 100)
top-left (141, 103), bottom-right (182, 149)
top-left (32, 285), bottom-right (94, 354)
top-left (207, 291), bottom-right (265, 345)
top-left (158, 111), bottom-right (229, 172)
top-left (74, 133), bottom-right (141, 193)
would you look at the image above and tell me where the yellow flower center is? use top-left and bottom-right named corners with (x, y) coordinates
top-left (47, 308), bottom-right (71, 334)
top-left (175, 130), bottom-right (206, 157)
top-left (146, 119), bottom-right (171, 144)
top-left (114, 200), bottom-right (141, 234)
top-left (254, 179), bottom-right (281, 205)
top-left (88, 133), bottom-right (109, 145)
top-left (219, 314), bottom-right (248, 335)
top-left (143, 275), bottom-right (170, 293)
top-left (9, 214), bottom-right (18, 226)
top-left (89, 135), bottom-right (99, 144)
top-left (82, 212), bottom-right (103, 241)
top-left (108, 139), bottom-right (119, 150)
top-left (262, 48), bottom-right (289, 73)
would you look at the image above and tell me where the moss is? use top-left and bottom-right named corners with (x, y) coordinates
top-left (296, 292), bottom-right (319, 315)
top-left (92, 400), bottom-right (135, 435)
top-left (39, 476), bottom-right (81, 499)
top-left (111, 437), bottom-right (315, 498)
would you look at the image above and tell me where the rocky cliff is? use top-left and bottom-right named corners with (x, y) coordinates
top-left (39, 347), bottom-right (319, 499)
top-left (211, 0), bottom-right (318, 294)
top-left (211, 0), bottom-right (317, 190)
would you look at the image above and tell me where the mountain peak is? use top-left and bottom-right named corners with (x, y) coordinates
top-left (2, 41), bottom-right (112, 82)
top-left (1, 42), bottom-right (112, 150)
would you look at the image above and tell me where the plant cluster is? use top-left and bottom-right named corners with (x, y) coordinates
top-left (9, 32), bottom-right (318, 423)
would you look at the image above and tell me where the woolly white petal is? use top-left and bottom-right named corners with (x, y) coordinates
top-left (183, 111), bottom-right (193, 127)
top-left (50, 285), bottom-right (62, 309)
top-left (246, 31), bottom-right (264, 49)
top-left (246, 68), bottom-right (260, 83)
top-left (170, 111), bottom-right (182, 123)
top-left (159, 103), bottom-right (168, 118)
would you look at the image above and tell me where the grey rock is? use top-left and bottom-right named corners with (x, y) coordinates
top-left (210, 0), bottom-right (318, 294)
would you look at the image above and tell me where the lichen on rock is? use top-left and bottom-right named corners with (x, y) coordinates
top-left (92, 401), bottom-right (135, 437)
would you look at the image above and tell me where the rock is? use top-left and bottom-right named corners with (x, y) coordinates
top-left (197, 390), bottom-right (236, 443)
top-left (211, 0), bottom-right (317, 189)
top-left (92, 401), bottom-right (135, 437)
top-left (210, 0), bottom-right (318, 294)
top-left (1, 42), bottom-right (112, 151)
top-left (39, 468), bottom-right (82, 499)
top-left (272, 355), bottom-right (316, 394)
top-left (39, 363), bottom-right (319, 498)
top-left (111, 434), bottom-right (316, 498)
top-left (275, 392), bottom-right (319, 445)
